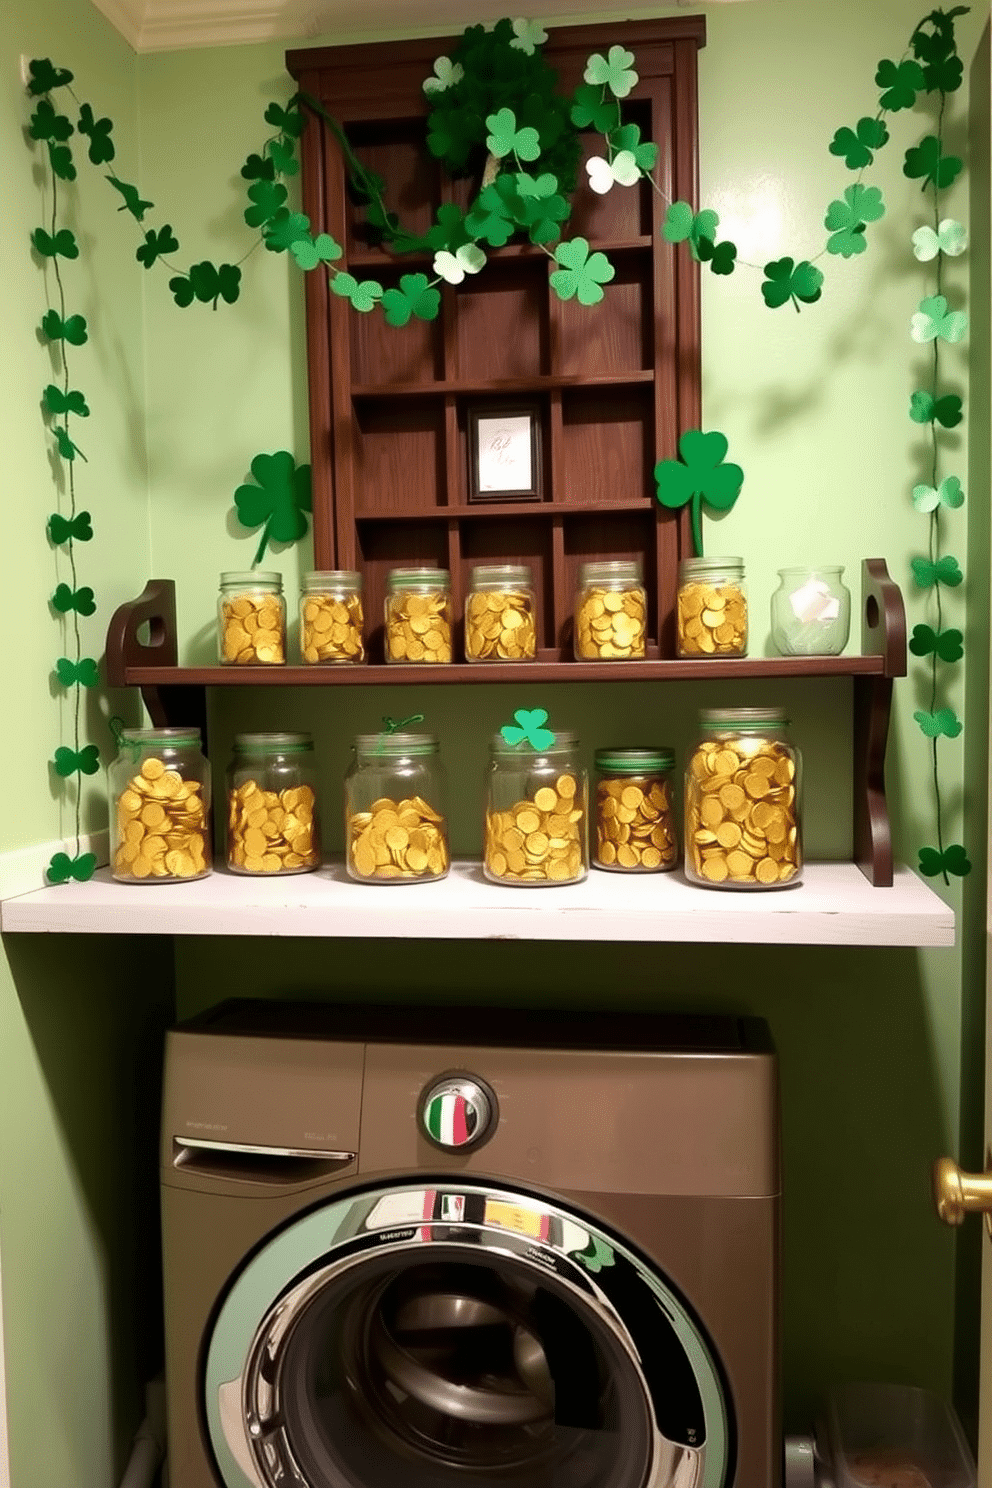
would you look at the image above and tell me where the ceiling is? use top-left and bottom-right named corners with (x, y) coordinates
top-left (87, 0), bottom-right (744, 55)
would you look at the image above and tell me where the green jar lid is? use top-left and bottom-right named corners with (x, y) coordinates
top-left (233, 731), bottom-right (314, 753)
top-left (699, 707), bottom-right (789, 731)
top-left (594, 746), bottom-right (674, 773)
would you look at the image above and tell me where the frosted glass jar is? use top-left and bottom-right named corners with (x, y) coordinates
top-left (484, 732), bottom-right (588, 885)
top-left (574, 561), bottom-right (647, 660)
top-left (770, 567), bottom-right (851, 656)
top-left (385, 569), bottom-right (453, 664)
top-left (676, 557), bottom-right (747, 658)
top-left (344, 733), bottom-right (450, 882)
top-left (109, 727), bottom-right (211, 883)
top-left (684, 708), bottom-right (801, 889)
top-left (217, 570), bottom-right (286, 665)
top-left (465, 564), bottom-right (537, 662)
top-left (299, 571), bottom-right (364, 664)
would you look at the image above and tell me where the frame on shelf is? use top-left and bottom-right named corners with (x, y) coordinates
top-left (467, 402), bottom-right (543, 504)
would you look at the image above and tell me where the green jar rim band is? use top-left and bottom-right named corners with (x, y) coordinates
top-left (678, 556), bottom-right (743, 578)
top-left (354, 732), bottom-right (439, 756)
top-left (595, 747), bottom-right (674, 773)
top-left (699, 707), bottom-right (789, 730)
top-left (388, 568), bottom-right (450, 589)
top-left (233, 732), bottom-right (314, 753)
top-left (470, 564), bottom-right (532, 585)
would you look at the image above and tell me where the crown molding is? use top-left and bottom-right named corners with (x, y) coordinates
top-left (87, 0), bottom-right (742, 55)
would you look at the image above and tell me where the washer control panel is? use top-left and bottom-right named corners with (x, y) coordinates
top-left (420, 1076), bottom-right (497, 1150)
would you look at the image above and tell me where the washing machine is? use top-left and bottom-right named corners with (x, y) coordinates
top-left (160, 1000), bottom-right (780, 1488)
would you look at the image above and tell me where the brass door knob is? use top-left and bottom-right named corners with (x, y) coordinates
top-left (933, 1156), bottom-right (992, 1227)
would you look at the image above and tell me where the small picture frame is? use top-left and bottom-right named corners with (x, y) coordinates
top-left (468, 402), bottom-right (542, 503)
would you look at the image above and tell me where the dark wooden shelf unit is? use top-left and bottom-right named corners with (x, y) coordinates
top-left (285, 18), bottom-right (706, 664)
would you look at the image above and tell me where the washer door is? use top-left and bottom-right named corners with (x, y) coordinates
top-left (205, 1182), bottom-right (731, 1488)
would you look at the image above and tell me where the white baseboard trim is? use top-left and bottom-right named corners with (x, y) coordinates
top-left (0, 831), bottom-right (109, 902)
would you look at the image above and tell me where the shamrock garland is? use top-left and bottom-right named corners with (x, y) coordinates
top-left (28, 55), bottom-right (101, 883)
top-left (902, 8), bottom-right (971, 885)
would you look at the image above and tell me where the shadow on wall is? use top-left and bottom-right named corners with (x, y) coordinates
top-left (4, 934), bottom-right (175, 1484)
top-left (173, 933), bottom-right (955, 1436)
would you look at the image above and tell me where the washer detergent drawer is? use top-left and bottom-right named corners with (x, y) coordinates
top-left (204, 1181), bottom-right (731, 1488)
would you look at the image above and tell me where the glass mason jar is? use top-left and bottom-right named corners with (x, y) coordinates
top-left (226, 732), bottom-right (320, 875)
top-left (385, 568), bottom-right (453, 664)
top-left (299, 570), bottom-right (364, 664)
top-left (484, 732), bottom-right (588, 886)
top-left (344, 733), bottom-right (450, 882)
top-left (676, 557), bottom-right (747, 658)
top-left (684, 708), bottom-right (801, 889)
top-left (593, 747), bottom-right (678, 872)
top-left (770, 566), bottom-right (852, 657)
top-left (574, 560), bottom-right (647, 661)
top-left (109, 727), bottom-right (211, 883)
top-left (465, 564), bottom-right (537, 663)
top-left (218, 570), bottom-right (286, 665)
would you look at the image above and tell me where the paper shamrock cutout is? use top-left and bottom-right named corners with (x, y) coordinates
top-left (501, 709), bottom-right (556, 750)
top-left (44, 384), bottom-right (89, 419)
top-left (912, 476), bottom-right (964, 512)
top-left (829, 117), bottom-right (889, 170)
top-left (485, 108), bottom-right (541, 162)
top-left (244, 179), bottom-right (287, 229)
top-left (48, 511), bottom-right (93, 544)
top-left (29, 99), bottom-right (73, 144)
top-left (263, 99), bottom-right (305, 139)
top-left (696, 236), bottom-right (737, 275)
top-left (290, 232), bottom-right (342, 270)
top-left (510, 19), bottom-right (547, 55)
top-left (909, 624), bottom-right (963, 662)
top-left (26, 58), bottom-right (74, 96)
top-left (433, 244), bottom-right (486, 284)
top-left (77, 103), bottom-right (114, 165)
top-left (46, 851), bottom-right (96, 885)
top-left (329, 273), bottom-right (383, 312)
top-left (909, 390), bottom-right (962, 427)
top-left (233, 451), bottom-right (312, 563)
top-left (912, 219), bottom-right (967, 261)
top-left (875, 57), bottom-right (925, 111)
top-left (168, 261), bottom-right (241, 309)
top-left (903, 135), bottom-right (962, 191)
top-left (654, 429), bottom-right (744, 558)
top-left (54, 744), bottom-right (100, 777)
top-left (136, 225), bottom-right (179, 269)
top-left (583, 46), bottom-right (638, 99)
top-left (55, 656), bottom-right (100, 687)
top-left (911, 294), bottom-right (967, 344)
top-left (422, 57), bottom-right (464, 95)
top-left (918, 843), bottom-right (971, 879)
top-left (586, 151), bottom-right (640, 194)
top-left (610, 123), bottom-right (657, 173)
top-left (913, 707), bottom-right (962, 739)
top-left (824, 184), bottom-right (885, 257)
top-left (382, 273), bottom-right (441, 327)
top-left (549, 238), bottom-right (615, 305)
top-left (570, 83), bottom-right (621, 135)
top-left (54, 428), bottom-right (83, 462)
top-left (911, 554), bottom-right (963, 588)
top-left (107, 177), bottom-right (154, 222)
top-left (264, 210), bottom-right (311, 253)
top-left (41, 310), bottom-right (88, 345)
top-left (32, 227), bottom-right (78, 260)
top-left (662, 202), bottom-right (718, 256)
top-left (761, 258), bottom-right (823, 311)
top-left (241, 151), bottom-right (276, 181)
top-left (52, 583), bottom-right (96, 615)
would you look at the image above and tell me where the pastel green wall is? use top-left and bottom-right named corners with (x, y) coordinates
top-left (0, 3), bottom-right (174, 1486)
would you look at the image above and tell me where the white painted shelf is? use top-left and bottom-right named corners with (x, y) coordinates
top-left (0, 861), bottom-right (954, 947)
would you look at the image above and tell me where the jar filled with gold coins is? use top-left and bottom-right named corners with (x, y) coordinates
top-left (465, 564), bottom-right (537, 663)
top-left (574, 560), bottom-right (647, 661)
top-left (217, 571), bottom-right (286, 665)
top-left (676, 556), bottom-right (747, 658)
top-left (385, 568), bottom-right (453, 664)
top-left (109, 727), bottom-right (211, 883)
top-left (593, 748), bottom-right (678, 873)
top-left (344, 733), bottom-right (450, 882)
top-left (484, 733), bottom-right (588, 886)
top-left (226, 733), bottom-right (320, 875)
top-left (299, 571), bottom-right (364, 664)
top-left (684, 708), bottom-right (801, 889)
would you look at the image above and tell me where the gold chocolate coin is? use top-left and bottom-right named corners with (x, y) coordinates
top-left (594, 776), bottom-right (677, 872)
top-left (685, 736), bottom-right (800, 888)
top-left (113, 757), bottom-right (210, 882)
top-left (465, 590), bottom-right (537, 662)
top-left (575, 584), bottom-right (646, 661)
top-left (301, 592), bottom-right (364, 664)
top-left (677, 582), bottom-right (747, 657)
top-left (220, 591), bottom-right (286, 665)
top-left (347, 794), bottom-right (450, 881)
top-left (385, 586), bottom-right (453, 664)
top-left (485, 780), bottom-right (587, 885)
top-left (228, 780), bottom-right (320, 873)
